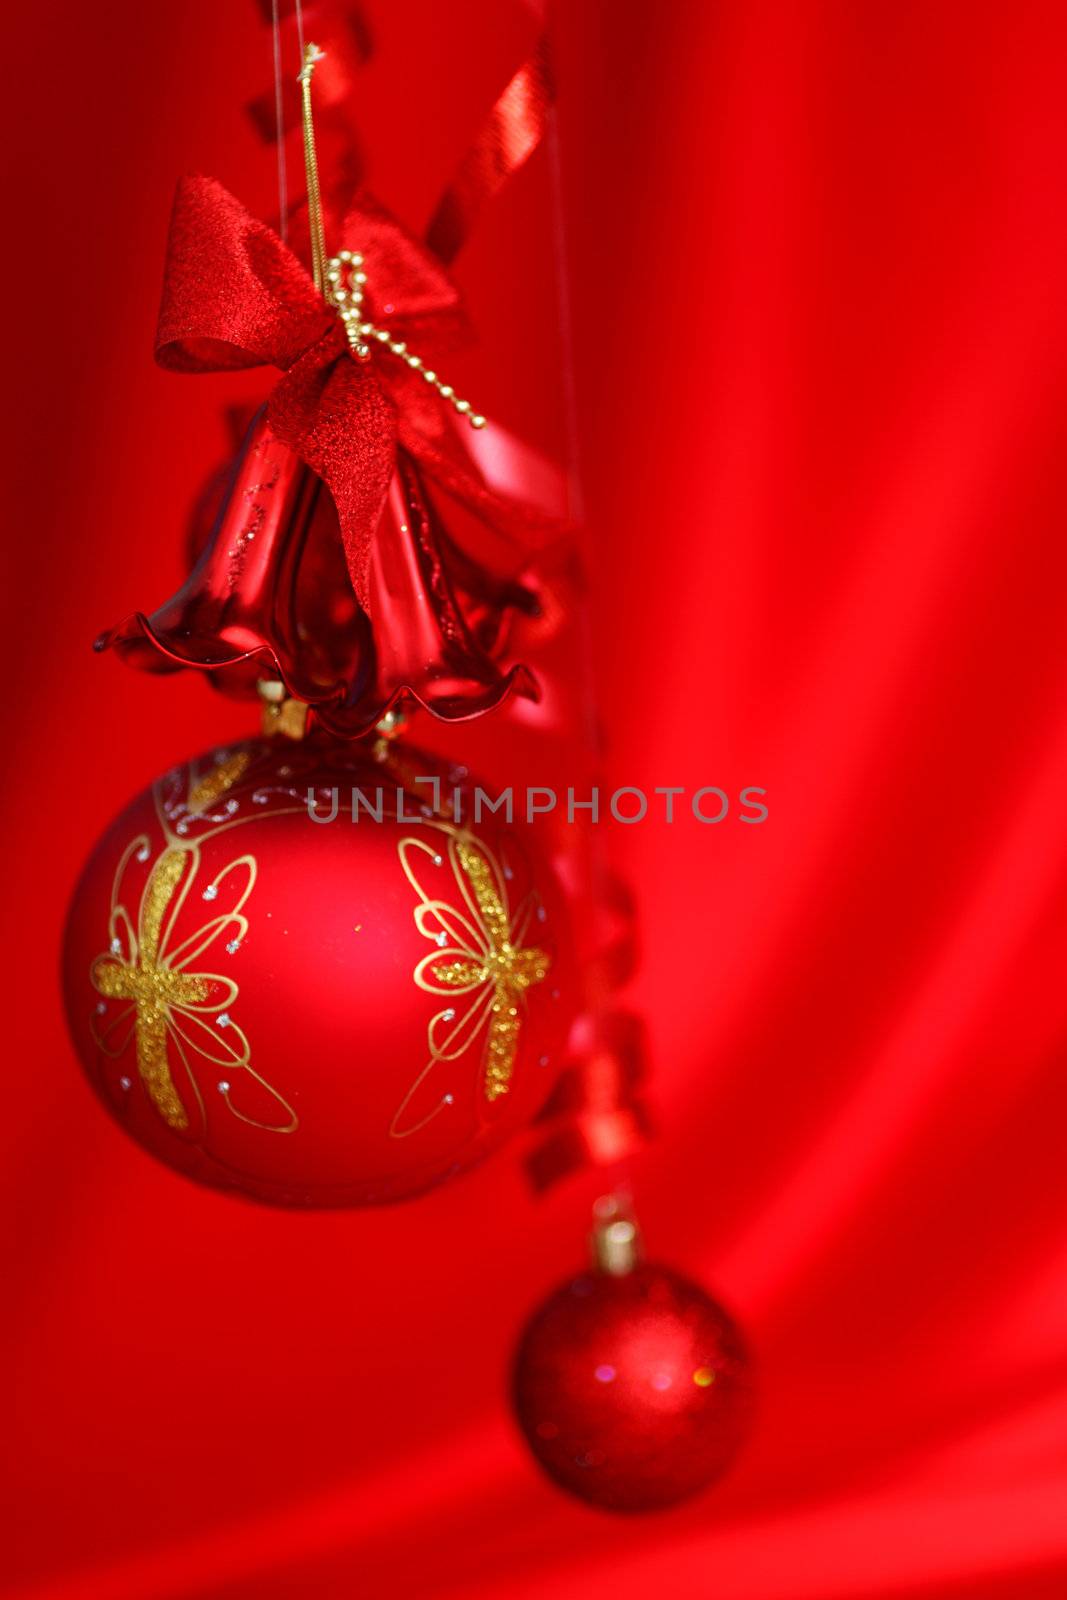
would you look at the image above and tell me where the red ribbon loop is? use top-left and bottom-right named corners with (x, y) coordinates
top-left (157, 177), bottom-right (333, 373)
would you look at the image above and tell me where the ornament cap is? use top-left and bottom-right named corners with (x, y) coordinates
top-left (257, 678), bottom-right (309, 740)
top-left (591, 1193), bottom-right (641, 1276)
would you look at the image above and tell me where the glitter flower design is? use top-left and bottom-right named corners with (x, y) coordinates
top-left (90, 836), bottom-right (296, 1135)
top-left (393, 825), bottom-right (550, 1137)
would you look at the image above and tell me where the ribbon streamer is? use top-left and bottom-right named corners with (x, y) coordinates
top-left (426, 38), bottom-right (554, 264)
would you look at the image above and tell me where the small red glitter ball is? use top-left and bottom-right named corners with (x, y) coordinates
top-left (513, 1263), bottom-right (752, 1511)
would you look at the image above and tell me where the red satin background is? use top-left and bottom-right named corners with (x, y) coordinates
top-left (5, 1), bottom-right (1067, 1596)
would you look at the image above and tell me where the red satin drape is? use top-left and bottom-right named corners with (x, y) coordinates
top-left (5, 2), bottom-right (1067, 1596)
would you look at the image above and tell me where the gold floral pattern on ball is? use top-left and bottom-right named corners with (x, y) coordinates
top-left (88, 751), bottom-right (300, 1138)
top-left (394, 824), bottom-right (550, 1138)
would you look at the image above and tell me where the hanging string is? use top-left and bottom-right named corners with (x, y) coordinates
top-left (525, 75), bottom-right (650, 1190)
top-left (270, 0), bottom-right (288, 242)
top-left (297, 41), bottom-right (328, 292)
top-left (294, 0), bottom-right (307, 66)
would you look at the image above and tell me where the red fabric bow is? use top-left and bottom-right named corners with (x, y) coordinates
top-left (156, 175), bottom-right (548, 611)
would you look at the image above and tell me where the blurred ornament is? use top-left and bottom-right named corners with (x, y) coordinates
top-left (62, 733), bottom-right (574, 1206)
top-left (513, 1200), bottom-right (752, 1511)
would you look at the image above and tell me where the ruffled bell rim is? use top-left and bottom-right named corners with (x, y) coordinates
top-left (96, 409), bottom-right (540, 737)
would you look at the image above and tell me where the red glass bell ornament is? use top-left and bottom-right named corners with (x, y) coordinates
top-left (513, 1202), bottom-right (752, 1511)
top-left (98, 409), bottom-right (538, 736)
top-left (62, 733), bottom-right (575, 1205)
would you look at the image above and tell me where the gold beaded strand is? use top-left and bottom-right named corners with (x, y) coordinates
top-left (325, 252), bottom-right (487, 430)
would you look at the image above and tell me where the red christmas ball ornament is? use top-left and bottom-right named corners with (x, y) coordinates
top-left (513, 1212), bottom-right (752, 1511)
top-left (62, 732), bottom-right (574, 1205)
